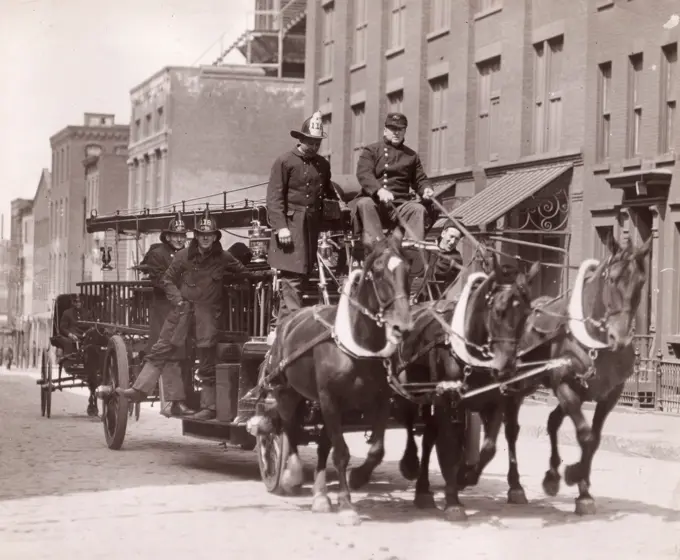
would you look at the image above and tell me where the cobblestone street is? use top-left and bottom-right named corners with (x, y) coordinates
top-left (1, 369), bottom-right (680, 560)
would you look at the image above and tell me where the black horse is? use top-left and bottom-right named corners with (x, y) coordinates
top-left (455, 236), bottom-right (651, 516)
top-left (395, 255), bottom-right (540, 520)
top-left (249, 229), bottom-right (414, 525)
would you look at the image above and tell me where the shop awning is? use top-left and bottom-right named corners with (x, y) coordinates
top-left (436, 163), bottom-right (572, 228)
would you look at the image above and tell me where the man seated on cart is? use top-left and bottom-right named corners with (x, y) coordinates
top-left (351, 112), bottom-right (435, 249)
top-left (59, 295), bottom-right (87, 358)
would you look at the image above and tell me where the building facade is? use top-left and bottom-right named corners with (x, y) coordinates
top-left (305, 0), bottom-right (678, 358)
top-left (31, 169), bottom-right (52, 356)
top-left (83, 137), bottom-right (130, 282)
top-left (124, 65), bottom-right (306, 274)
top-left (48, 113), bottom-right (129, 298)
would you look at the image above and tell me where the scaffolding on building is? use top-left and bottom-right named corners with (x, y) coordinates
top-left (210, 0), bottom-right (307, 79)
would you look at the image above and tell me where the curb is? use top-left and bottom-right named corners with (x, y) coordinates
top-left (520, 400), bottom-right (680, 462)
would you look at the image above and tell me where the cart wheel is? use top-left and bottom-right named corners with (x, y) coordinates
top-left (40, 351), bottom-right (46, 417)
top-left (45, 359), bottom-right (53, 419)
top-left (101, 335), bottom-right (130, 450)
top-left (256, 429), bottom-right (290, 494)
top-left (134, 402), bottom-right (141, 421)
top-left (40, 351), bottom-right (52, 418)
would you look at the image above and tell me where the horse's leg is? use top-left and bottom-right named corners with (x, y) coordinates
top-left (311, 427), bottom-right (333, 513)
top-left (318, 391), bottom-right (360, 526)
top-left (277, 389), bottom-right (306, 494)
top-left (398, 398), bottom-right (420, 481)
top-left (434, 399), bottom-right (468, 521)
top-left (568, 383), bottom-right (624, 515)
top-left (504, 396), bottom-right (528, 504)
top-left (349, 391), bottom-right (390, 490)
top-left (542, 404), bottom-right (565, 497)
top-left (414, 405), bottom-right (438, 509)
top-left (86, 356), bottom-right (99, 416)
top-left (461, 403), bottom-right (504, 487)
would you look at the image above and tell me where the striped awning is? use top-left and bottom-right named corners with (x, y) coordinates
top-left (437, 163), bottom-right (572, 228)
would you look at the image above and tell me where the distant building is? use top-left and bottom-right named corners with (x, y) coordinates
top-left (8, 198), bottom-right (33, 365)
top-left (49, 113), bottom-right (129, 297)
top-left (30, 169), bottom-right (52, 354)
top-left (0, 237), bottom-right (10, 328)
top-left (125, 65), bottom-right (305, 274)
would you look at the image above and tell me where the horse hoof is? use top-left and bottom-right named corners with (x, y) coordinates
top-left (311, 495), bottom-right (333, 514)
top-left (542, 473), bottom-right (560, 497)
top-left (574, 497), bottom-right (596, 516)
top-left (399, 454), bottom-right (420, 481)
top-left (348, 468), bottom-right (369, 491)
top-left (507, 487), bottom-right (528, 505)
top-left (564, 464), bottom-right (581, 487)
top-left (337, 509), bottom-right (361, 526)
top-left (86, 405), bottom-right (98, 417)
top-left (281, 469), bottom-right (303, 494)
top-left (414, 492), bottom-right (437, 509)
top-left (443, 506), bottom-right (468, 522)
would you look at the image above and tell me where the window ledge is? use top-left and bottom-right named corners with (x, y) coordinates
top-left (595, 0), bottom-right (614, 11)
top-left (622, 157), bottom-right (642, 169)
top-left (426, 28), bottom-right (450, 42)
top-left (317, 75), bottom-right (333, 85)
top-left (592, 162), bottom-right (610, 173)
top-left (385, 46), bottom-right (405, 59)
top-left (656, 152), bottom-right (677, 165)
top-left (474, 4), bottom-right (502, 21)
top-left (349, 62), bottom-right (366, 73)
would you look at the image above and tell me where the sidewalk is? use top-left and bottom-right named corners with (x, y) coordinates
top-left (519, 397), bottom-right (680, 462)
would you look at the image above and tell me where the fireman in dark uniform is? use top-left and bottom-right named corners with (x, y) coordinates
top-left (59, 295), bottom-right (87, 356)
top-left (118, 208), bottom-right (251, 420)
top-left (265, 111), bottom-right (337, 343)
top-left (123, 214), bottom-right (193, 417)
top-left (353, 112), bottom-right (435, 248)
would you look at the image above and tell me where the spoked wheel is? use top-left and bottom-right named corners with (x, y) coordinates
top-left (101, 335), bottom-right (130, 450)
top-left (256, 420), bottom-right (289, 494)
top-left (40, 351), bottom-right (52, 419)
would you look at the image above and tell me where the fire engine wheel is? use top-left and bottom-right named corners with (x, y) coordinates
top-left (40, 351), bottom-right (52, 419)
top-left (256, 427), bottom-right (290, 495)
top-left (101, 335), bottom-right (130, 450)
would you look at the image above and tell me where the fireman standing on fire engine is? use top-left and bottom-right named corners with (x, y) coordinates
top-left (120, 213), bottom-right (194, 417)
top-left (265, 110), bottom-right (338, 342)
top-left (118, 208), bottom-right (251, 421)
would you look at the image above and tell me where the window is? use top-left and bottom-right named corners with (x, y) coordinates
top-left (533, 36), bottom-right (563, 154)
top-left (431, 0), bottom-right (450, 31)
top-left (353, 0), bottom-right (368, 65)
top-left (135, 119), bottom-right (141, 142)
top-left (596, 61), bottom-right (612, 162)
top-left (389, 0), bottom-right (406, 50)
top-left (145, 114), bottom-right (152, 137)
top-left (429, 77), bottom-right (449, 173)
top-left (65, 145), bottom-right (69, 182)
top-left (477, 57), bottom-right (501, 162)
top-left (321, 2), bottom-right (335, 77)
top-left (660, 43), bottom-right (677, 154)
top-left (157, 107), bottom-right (165, 133)
top-left (674, 222), bottom-right (680, 333)
top-left (387, 90), bottom-right (403, 113)
top-left (627, 53), bottom-right (643, 157)
top-left (155, 151), bottom-right (163, 208)
top-left (351, 104), bottom-right (366, 173)
top-left (320, 113), bottom-right (332, 164)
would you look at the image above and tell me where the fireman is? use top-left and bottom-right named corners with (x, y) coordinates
top-left (121, 213), bottom-right (194, 417)
top-left (118, 208), bottom-right (252, 420)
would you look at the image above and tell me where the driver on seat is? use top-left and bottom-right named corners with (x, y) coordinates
top-left (352, 112), bottom-right (435, 249)
top-left (60, 295), bottom-right (86, 357)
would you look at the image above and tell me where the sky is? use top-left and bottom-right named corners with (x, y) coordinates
top-left (0, 0), bottom-right (252, 239)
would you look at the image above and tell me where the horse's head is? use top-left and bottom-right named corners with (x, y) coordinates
top-left (361, 227), bottom-right (413, 345)
top-left (595, 235), bottom-right (651, 351)
top-left (476, 255), bottom-right (540, 376)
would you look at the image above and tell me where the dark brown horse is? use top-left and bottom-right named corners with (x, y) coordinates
top-left (249, 229), bottom-right (413, 525)
top-left (395, 256), bottom-right (540, 520)
top-left (459, 235), bottom-right (651, 516)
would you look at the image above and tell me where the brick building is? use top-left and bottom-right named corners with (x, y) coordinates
top-left (30, 169), bottom-right (52, 355)
top-left (124, 65), bottom-right (305, 274)
top-left (305, 0), bottom-right (678, 357)
top-left (48, 113), bottom-right (129, 297)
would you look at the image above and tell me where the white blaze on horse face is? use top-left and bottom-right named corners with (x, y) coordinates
top-left (387, 256), bottom-right (402, 272)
